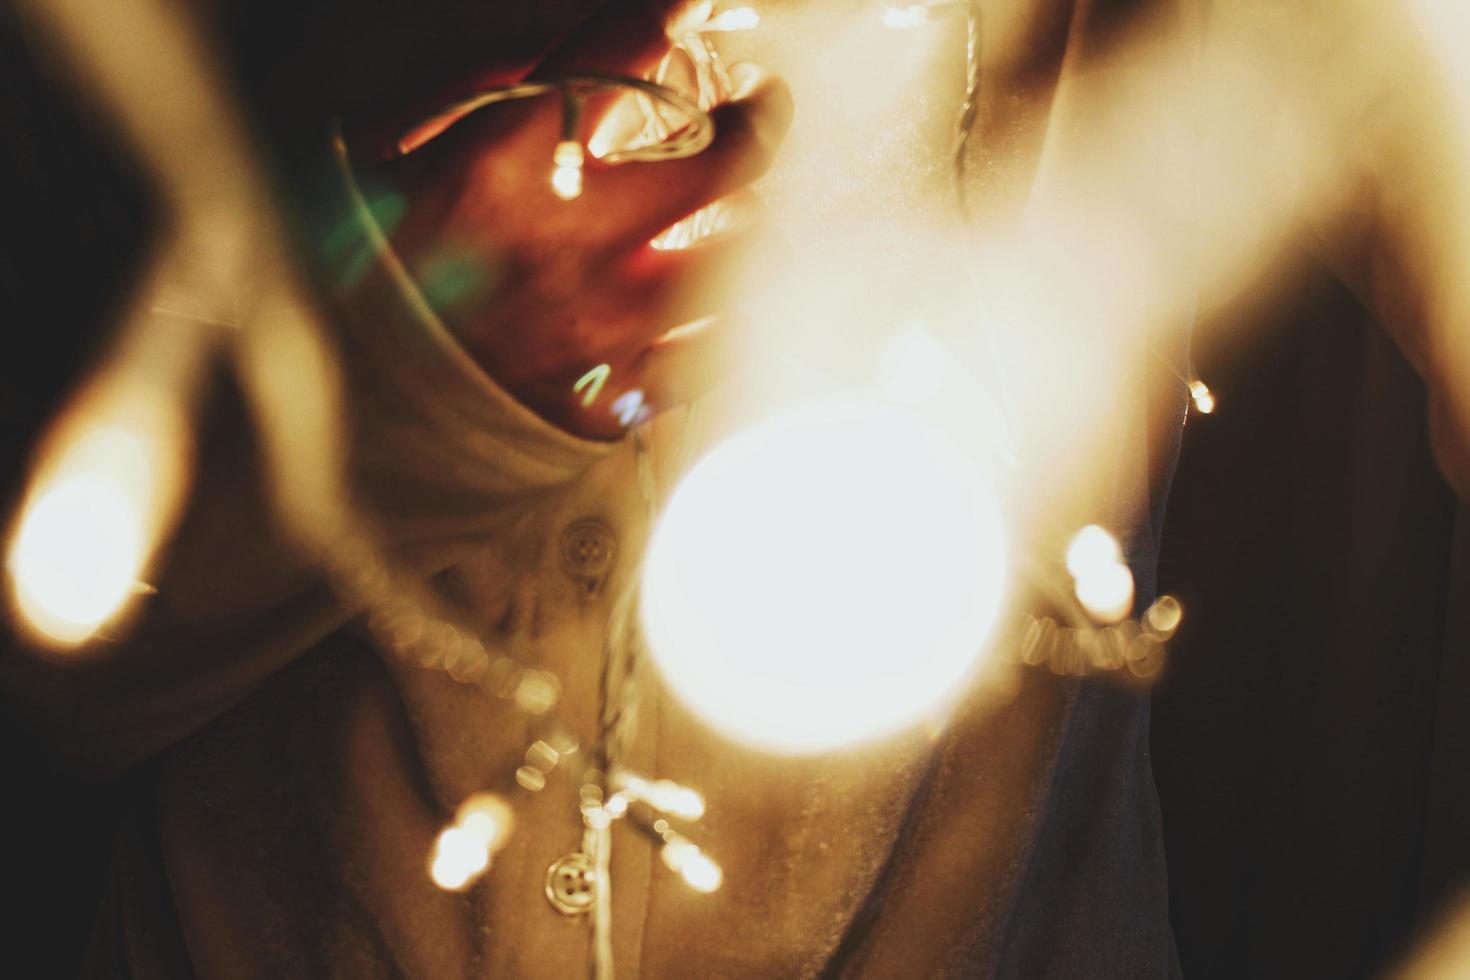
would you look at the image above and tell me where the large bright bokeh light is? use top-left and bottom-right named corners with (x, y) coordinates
top-left (641, 400), bottom-right (1009, 754)
top-left (7, 422), bottom-right (162, 648)
top-left (7, 377), bottom-right (188, 651)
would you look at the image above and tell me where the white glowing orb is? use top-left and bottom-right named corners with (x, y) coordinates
top-left (1073, 561), bottom-right (1135, 624)
top-left (1065, 524), bottom-right (1122, 581)
top-left (641, 401), bottom-right (1008, 754)
top-left (429, 826), bottom-right (491, 892)
top-left (455, 793), bottom-right (514, 850)
top-left (1065, 524), bottom-right (1135, 624)
top-left (550, 140), bottom-right (584, 201)
top-left (8, 424), bottom-right (158, 647)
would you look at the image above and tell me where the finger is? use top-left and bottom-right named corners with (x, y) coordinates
top-left (613, 216), bottom-right (785, 337)
top-left (635, 311), bottom-right (748, 410)
top-left (531, 0), bottom-right (697, 80)
top-left (591, 65), bottom-right (794, 243)
top-left (370, 0), bottom-right (693, 162)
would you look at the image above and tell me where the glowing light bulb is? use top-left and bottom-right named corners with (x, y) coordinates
top-left (8, 394), bottom-right (185, 649)
top-left (703, 7), bottom-right (759, 31)
top-left (1065, 525), bottom-right (1123, 581)
top-left (455, 793), bottom-right (514, 850)
top-left (1188, 379), bottom-right (1215, 415)
top-left (1144, 595), bottom-right (1183, 636)
top-left (680, 850), bottom-right (724, 893)
top-left (641, 400), bottom-right (1009, 754)
top-left (643, 780), bottom-right (706, 821)
top-left (660, 839), bottom-right (723, 892)
top-left (551, 140), bottom-right (585, 201)
top-left (9, 470), bottom-right (145, 646)
top-left (1065, 525), bottom-right (1134, 624)
top-left (882, 5), bottom-right (930, 28)
top-left (429, 826), bottom-right (491, 891)
top-left (1074, 562), bottom-right (1135, 624)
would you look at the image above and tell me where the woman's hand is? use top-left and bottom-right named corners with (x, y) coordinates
top-left (361, 1), bottom-right (793, 439)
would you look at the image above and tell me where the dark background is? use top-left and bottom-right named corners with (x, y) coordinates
top-left (2, 5), bottom-right (1468, 977)
top-left (1153, 250), bottom-right (1470, 978)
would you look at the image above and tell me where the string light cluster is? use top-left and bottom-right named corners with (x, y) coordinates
top-left (1017, 595), bottom-right (1181, 681)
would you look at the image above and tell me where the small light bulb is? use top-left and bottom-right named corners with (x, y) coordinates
top-left (429, 826), bottom-right (490, 891)
top-left (7, 394), bottom-right (185, 650)
top-left (1074, 562), bottom-right (1135, 624)
top-left (1065, 525), bottom-right (1123, 582)
top-left (1188, 379), bottom-right (1215, 415)
top-left (661, 839), bottom-right (723, 892)
top-left (551, 140), bottom-right (585, 201)
top-left (661, 837), bottom-right (694, 871)
top-left (645, 780), bottom-right (705, 821)
top-left (1066, 525), bottom-right (1133, 623)
top-left (454, 793), bottom-right (514, 849)
top-left (680, 850), bottom-right (724, 893)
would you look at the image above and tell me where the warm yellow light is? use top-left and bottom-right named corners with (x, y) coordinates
top-left (1065, 525), bottom-right (1123, 581)
top-left (551, 140), bottom-right (585, 201)
top-left (660, 839), bottom-right (723, 893)
top-left (1066, 525), bottom-right (1134, 623)
top-left (1188, 379), bottom-right (1215, 415)
top-left (641, 400), bottom-right (1009, 754)
top-left (7, 408), bottom-right (181, 648)
top-left (455, 793), bottom-right (514, 850)
top-left (428, 826), bottom-right (491, 891)
top-left (680, 850), bottom-right (724, 893)
top-left (9, 472), bottom-right (145, 646)
top-left (603, 793), bottom-right (629, 819)
top-left (624, 776), bottom-right (705, 821)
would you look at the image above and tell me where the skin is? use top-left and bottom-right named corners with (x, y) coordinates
top-left (358, 0), bottom-right (794, 439)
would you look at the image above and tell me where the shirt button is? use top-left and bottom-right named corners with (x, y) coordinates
top-left (560, 519), bottom-right (616, 587)
top-left (545, 852), bottom-right (597, 916)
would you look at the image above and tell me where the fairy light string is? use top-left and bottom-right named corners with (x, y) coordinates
top-left (4, 7), bottom-right (1204, 980)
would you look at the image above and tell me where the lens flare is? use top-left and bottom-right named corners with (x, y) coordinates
top-left (641, 400), bottom-right (1008, 754)
top-left (551, 140), bottom-right (585, 201)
